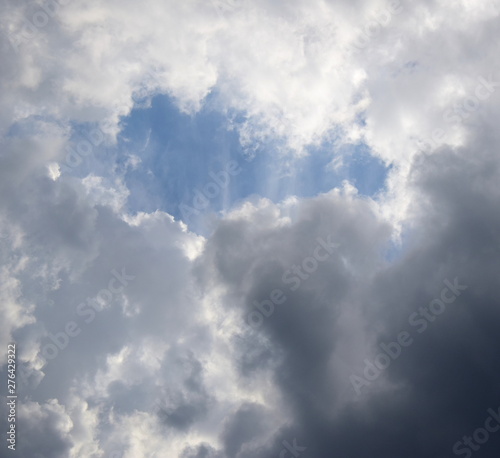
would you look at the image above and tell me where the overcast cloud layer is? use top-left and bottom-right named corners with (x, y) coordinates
top-left (1, 0), bottom-right (500, 457)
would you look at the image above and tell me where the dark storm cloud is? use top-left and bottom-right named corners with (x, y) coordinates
top-left (196, 190), bottom-right (391, 455)
top-left (197, 125), bottom-right (500, 457)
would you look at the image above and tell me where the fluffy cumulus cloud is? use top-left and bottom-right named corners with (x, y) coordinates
top-left (1, 0), bottom-right (500, 457)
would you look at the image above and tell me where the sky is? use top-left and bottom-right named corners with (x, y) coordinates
top-left (0, 0), bottom-right (500, 457)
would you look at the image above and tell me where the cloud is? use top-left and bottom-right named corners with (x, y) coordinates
top-left (1, 0), bottom-right (500, 457)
